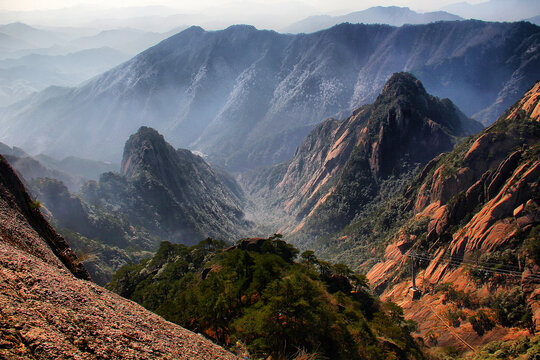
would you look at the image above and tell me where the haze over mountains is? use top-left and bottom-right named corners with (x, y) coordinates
top-left (1, 20), bottom-right (538, 172)
top-left (0, 22), bottom-right (181, 106)
top-left (0, 1), bottom-right (539, 357)
top-left (283, 6), bottom-right (463, 33)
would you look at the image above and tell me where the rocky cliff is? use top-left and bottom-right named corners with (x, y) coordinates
top-left (244, 73), bottom-right (482, 242)
top-left (82, 126), bottom-right (248, 244)
top-left (0, 154), bottom-right (239, 359)
top-left (365, 81), bottom-right (540, 351)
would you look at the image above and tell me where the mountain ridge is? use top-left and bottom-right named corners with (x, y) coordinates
top-left (360, 79), bottom-right (540, 349)
top-left (1, 20), bottom-right (538, 171)
top-left (243, 73), bottom-right (482, 242)
top-left (283, 6), bottom-right (463, 34)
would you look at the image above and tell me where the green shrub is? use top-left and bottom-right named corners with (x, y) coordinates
top-left (469, 310), bottom-right (495, 336)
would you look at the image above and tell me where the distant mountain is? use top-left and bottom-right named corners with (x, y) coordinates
top-left (0, 154), bottom-right (239, 359)
top-left (242, 73), bottom-right (482, 239)
top-left (3, 154), bottom-right (84, 192)
top-left (525, 15), bottom-right (540, 25)
top-left (0, 47), bottom-right (128, 106)
top-left (0, 31), bottom-right (33, 52)
top-left (1, 21), bottom-right (538, 171)
top-left (0, 22), bottom-right (73, 48)
top-left (80, 127), bottom-right (248, 244)
top-left (69, 28), bottom-right (170, 55)
top-left (34, 154), bottom-right (118, 181)
top-left (0, 141), bottom-right (28, 157)
top-left (283, 6), bottom-right (462, 34)
top-left (0, 141), bottom-right (117, 191)
top-left (442, 0), bottom-right (540, 22)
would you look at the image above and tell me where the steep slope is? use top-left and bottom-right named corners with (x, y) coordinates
top-left (361, 81), bottom-right (540, 352)
top-left (30, 177), bottom-right (156, 285)
top-left (0, 154), bottom-right (239, 359)
top-left (81, 126), bottom-right (247, 244)
top-left (243, 73), bottom-right (481, 240)
top-left (3, 154), bottom-right (84, 192)
top-left (1, 21), bottom-right (538, 171)
top-left (283, 6), bottom-right (462, 33)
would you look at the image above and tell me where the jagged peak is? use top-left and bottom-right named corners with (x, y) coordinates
top-left (379, 72), bottom-right (427, 99)
top-left (121, 126), bottom-right (172, 177)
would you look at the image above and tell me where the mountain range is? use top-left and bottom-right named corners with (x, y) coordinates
top-left (1, 20), bottom-right (538, 172)
top-left (442, 0), bottom-right (540, 22)
top-left (283, 6), bottom-right (463, 34)
top-left (0, 22), bottom-right (180, 106)
top-left (0, 71), bottom-right (538, 358)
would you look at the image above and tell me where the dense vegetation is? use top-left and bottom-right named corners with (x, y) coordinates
top-left (108, 235), bottom-right (424, 359)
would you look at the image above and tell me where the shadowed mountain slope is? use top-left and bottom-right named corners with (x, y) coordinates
top-left (80, 126), bottom-right (248, 244)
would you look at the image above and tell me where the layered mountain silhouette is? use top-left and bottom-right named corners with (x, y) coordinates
top-left (0, 142), bottom-right (117, 192)
top-left (243, 73), bottom-right (482, 240)
top-left (442, 0), bottom-right (540, 22)
top-left (0, 154), bottom-right (239, 359)
top-left (1, 21), bottom-right (538, 171)
top-left (283, 6), bottom-right (463, 33)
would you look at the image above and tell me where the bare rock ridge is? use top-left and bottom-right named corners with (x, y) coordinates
top-left (366, 80), bottom-right (540, 347)
top-left (0, 154), bottom-right (238, 359)
top-left (244, 72), bottom-right (482, 238)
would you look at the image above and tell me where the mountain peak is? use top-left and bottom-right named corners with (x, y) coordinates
top-left (380, 72), bottom-right (427, 99)
top-left (121, 126), bottom-right (171, 178)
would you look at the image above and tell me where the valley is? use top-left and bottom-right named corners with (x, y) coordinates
top-left (0, 3), bottom-right (539, 359)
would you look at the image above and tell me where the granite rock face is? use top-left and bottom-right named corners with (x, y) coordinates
top-left (0, 154), bottom-right (238, 360)
top-left (366, 81), bottom-right (540, 345)
top-left (243, 73), bottom-right (481, 238)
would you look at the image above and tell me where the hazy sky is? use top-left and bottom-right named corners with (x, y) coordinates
top-left (0, 0), bottom-right (488, 13)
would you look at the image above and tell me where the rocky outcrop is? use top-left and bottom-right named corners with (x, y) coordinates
top-left (82, 127), bottom-right (248, 245)
top-left (366, 81), bottom-right (540, 347)
top-left (0, 155), bottom-right (238, 359)
top-left (244, 73), bottom-right (482, 238)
